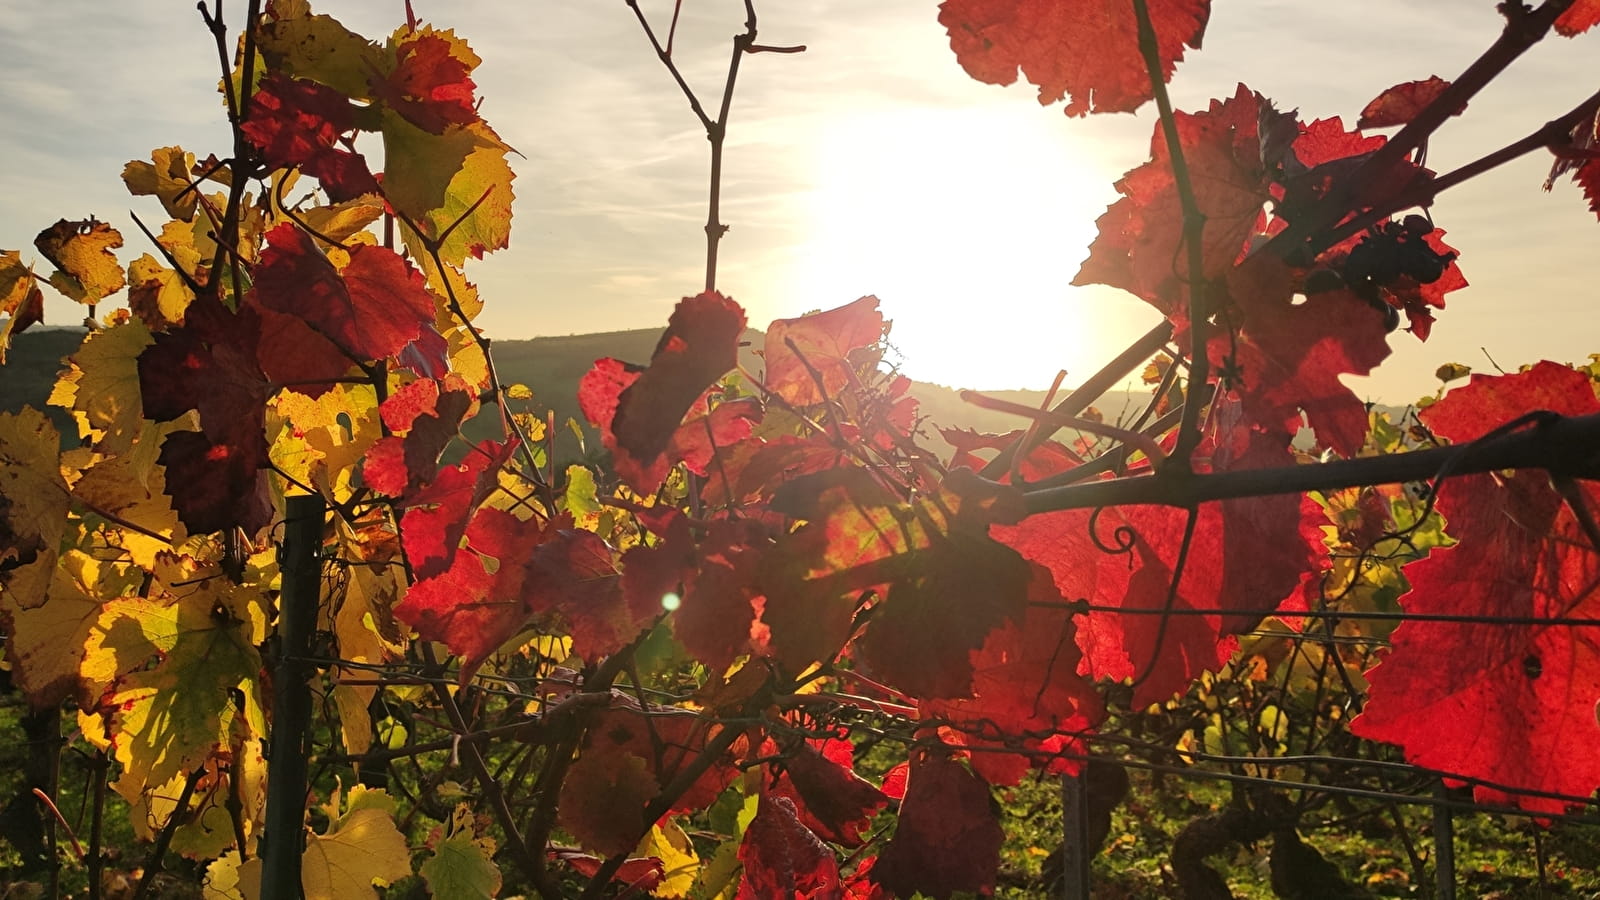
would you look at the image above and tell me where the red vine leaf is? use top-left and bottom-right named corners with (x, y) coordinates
top-left (557, 748), bottom-right (657, 857)
top-left (1220, 254), bottom-right (1393, 456)
top-left (924, 569), bottom-right (1104, 786)
top-left (937, 0), bottom-right (1212, 117)
top-left (578, 292), bottom-right (747, 490)
top-left (870, 751), bottom-right (1002, 899)
top-left (768, 734), bottom-right (888, 848)
top-left (674, 519), bottom-right (770, 672)
top-left (242, 73), bottom-right (379, 202)
top-left (370, 30), bottom-right (480, 134)
top-left (251, 223), bottom-right (438, 363)
top-left (762, 296), bottom-right (885, 406)
top-left (137, 299), bottom-right (274, 534)
top-left (525, 528), bottom-right (659, 661)
top-left (1074, 85), bottom-right (1283, 319)
top-left (996, 418), bottom-right (1315, 706)
top-left (766, 468), bottom-right (1032, 699)
top-left (1353, 363), bottom-right (1600, 813)
top-left (396, 438), bottom-right (518, 580)
top-left (1556, 1), bottom-right (1600, 36)
top-left (395, 507), bottom-right (553, 671)
top-left (736, 795), bottom-right (843, 900)
top-left (362, 376), bottom-right (475, 497)
top-left (1357, 76), bottom-right (1457, 129)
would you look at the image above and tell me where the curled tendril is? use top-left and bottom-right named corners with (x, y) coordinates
top-left (1087, 506), bottom-right (1139, 562)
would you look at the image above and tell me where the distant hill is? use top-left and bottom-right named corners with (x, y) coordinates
top-left (0, 325), bottom-right (1158, 462)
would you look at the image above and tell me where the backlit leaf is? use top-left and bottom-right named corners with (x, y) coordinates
top-left (939, 0), bottom-right (1211, 116)
top-left (34, 218), bottom-right (125, 304)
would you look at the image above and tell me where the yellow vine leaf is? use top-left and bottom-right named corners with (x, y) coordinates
top-left (257, 0), bottom-right (384, 100)
top-left (203, 849), bottom-right (253, 900)
top-left (420, 804), bottom-right (501, 900)
top-left (69, 451), bottom-right (187, 569)
top-left (385, 116), bottom-right (515, 266)
top-left (642, 820), bottom-right (700, 899)
top-left (326, 539), bottom-right (406, 755)
top-left (0, 250), bottom-right (45, 364)
top-left (122, 146), bottom-right (200, 221)
top-left (297, 197), bottom-right (384, 244)
top-left (302, 806), bottom-right (412, 900)
top-left (271, 385), bottom-right (383, 497)
top-left (107, 563), bottom-right (267, 806)
top-left (127, 254), bottom-right (197, 331)
top-left (6, 550), bottom-right (138, 707)
top-left (0, 409), bottom-right (69, 641)
top-left (49, 320), bottom-right (152, 454)
top-left (206, 787), bottom-right (402, 900)
top-left (34, 219), bottom-right (125, 305)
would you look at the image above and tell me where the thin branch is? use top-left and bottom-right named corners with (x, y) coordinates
top-left (960, 389), bottom-right (1169, 468)
top-left (1022, 410), bottom-right (1600, 514)
top-left (1308, 86), bottom-right (1600, 256)
top-left (1130, 0), bottom-right (1209, 467)
top-left (981, 321), bottom-right (1174, 478)
top-left (1266, 0), bottom-right (1580, 257)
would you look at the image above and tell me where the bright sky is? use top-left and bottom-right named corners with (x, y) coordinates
top-left (1, 2), bottom-right (1595, 400)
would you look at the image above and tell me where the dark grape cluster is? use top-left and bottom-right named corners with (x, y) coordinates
top-left (1304, 215), bottom-right (1457, 331)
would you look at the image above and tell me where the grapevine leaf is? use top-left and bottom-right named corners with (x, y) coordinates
top-left (49, 320), bottom-right (149, 454)
top-left (397, 507), bottom-right (554, 670)
top-left (554, 852), bottom-right (665, 893)
top-left (580, 292), bottom-right (748, 490)
top-left (243, 73), bottom-right (379, 202)
top-left (6, 551), bottom-right (130, 710)
top-left (122, 146), bottom-right (201, 221)
top-left (612, 292), bottom-right (746, 482)
top-left (362, 376), bottom-right (475, 497)
top-left (938, 0), bottom-right (1211, 116)
top-left (1352, 362), bottom-right (1600, 813)
top-left (420, 805), bottom-right (501, 900)
top-left (137, 300), bottom-right (275, 534)
top-left (0, 251), bottom-right (45, 362)
top-left (996, 419), bottom-right (1314, 705)
top-left (1075, 85), bottom-right (1281, 319)
top-left (107, 570), bottom-right (266, 806)
top-left (924, 571), bottom-right (1104, 786)
top-left (640, 820), bottom-right (699, 898)
top-left (1220, 253), bottom-right (1392, 455)
top-left (870, 751), bottom-right (1002, 899)
top-left (1556, 1), bottom-right (1600, 36)
top-left (1358, 76), bottom-right (1456, 129)
top-left (1572, 159), bottom-right (1600, 219)
top-left (371, 27), bottom-right (480, 134)
top-left (762, 296), bottom-right (885, 406)
top-left (395, 437), bottom-right (517, 580)
top-left (734, 795), bottom-right (841, 900)
top-left (767, 468), bottom-right (1031, 698)
top-left (127, 254), bottom-right (197, 332)
top-left (70, 451), bottom-right (186, 569)
top-left (34, 218), bottom-right (125, 304)
top-left (583, 695), bottom-right (739, 815)
top-left (558, 749), bottom-right (658, 857)
top-left (769, 735), bottom-right (888, 848)
top-left (386, 117), bottom-right (515, 264)
top-left (251, 223), bottom-right (437, 362)
top-left (256, 1), bottom-right (386, 98)
top-left (525, 526), bottom-right (656, 661)
top-left (674, 519), bottom-right (769, 672)
top-left (0, 409), bottom-right (69, 651)
top-left (303, 807), bottom-right (413, 900)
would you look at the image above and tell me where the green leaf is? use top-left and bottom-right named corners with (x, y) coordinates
top-left (421, 805), bottom-right (501, 900)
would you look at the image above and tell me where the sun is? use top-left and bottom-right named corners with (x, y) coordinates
top-left (785, 102), bottom-right (1150, 391)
